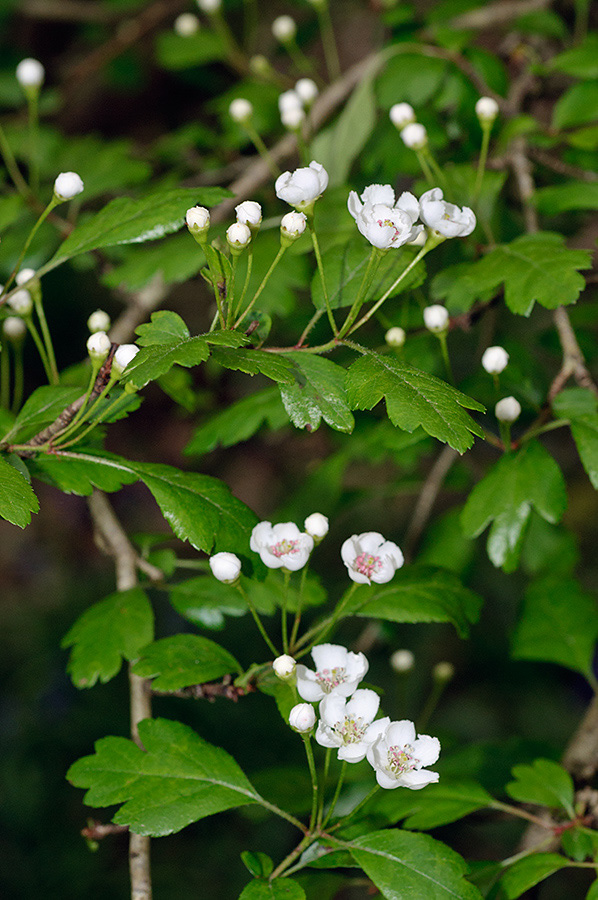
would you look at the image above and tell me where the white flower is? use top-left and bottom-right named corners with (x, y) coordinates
top-left (295, 78), bottom-right (318, 105)
top-left (15, 268), bottom-right (36, 286)
top-left (8, 289), bottom-right (33, 316)
top-left (250, 521), bottom-right (314, 571)
top-left (235, 200), bottom-right (262, 227)
top-left (174, 13), bottom-right (200, 36)
top-left (401, 122), bottom-right (427, 149)
top-left (88, 309), bottom-right (111, 333)
top-left (304, 512), bottom-right (329, 539)
top-left (295, 643), bottom-right (369, 702)
top-left (423, 304), bottom-right (449, 333)
top-left (385, 327), bottom-right (406, 348)
top-left (482, 345), bottom-right (509, 374)
top-left (347, 185), bottom-right (421, 250)
top-left (341, 532), bottom-right (404, 585)
top-left (54, 172), bottom-right (84, 201)
top-left (289, 702), bottom-right (316, 733)
top-left (16, 58), bottom-right (44, 89)
top-left (475, 96), bottom-right (499, 121)
top-left (229, 98), bottom-right (253, 123)
top-left (272, 14), bottom-right (296, 42)
top-left (87, 331), bottom-right (111, 361)
top-left (273, 654), bottom-right (296, 679)
top-left (281, 106), bottom-right (305, 131)
top-left (389, 102), bottom-right (415, 129)
top-left (495, 396), bottom-right (521, 423)
top-left (281, 211), bottom-right (307, 241)
top-left (226, 222), bottom-right (252, 248)
top-left (316, 689), bottom-right (390, 762)
top-left (390, 649), bottom-right (414, 673)
top-left (112, 344), bottom-right (139, 375)
top-left (419, 188), bottom-right (476, 238)
top-left (2, 317), bottom-right (26, 341)
top-left (209, 551), bottom-right (242, 583)
top-left (367, 719), bottom-right (441, 789)
top-left (278, 89), bottom-right (303, 115)
top-left (433, 661), bottom-right (455, 681)
top-left (275, 161), bottom-right (328, 210)
top-left (196, 0), bottom-right (221, 13)
top-left (186, 205), bottom-right (210, 233)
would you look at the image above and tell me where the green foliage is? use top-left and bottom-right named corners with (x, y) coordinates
top-left (279, 353), bottom-right (354, 433)
top-left (0, 454), bottom-right (39, 527)
top-left (553, 389), bottom-right (598, 489)
top-left (506, 759), bottom-right (575, 817)
top-left (2, 384), bottom-right (81, 443)
top-left (373, 779), bottom-right (495, 830)
top-left (155, 30), bottom-right (226, 70)
top-left (548, 34), bottom-right (598, 78)
top-left (553, 82), bottom-right (598, 130)
top-left (499, 854), bottom-right (570, 899)
top-left (238, 879), bottom-right (306, 899)
top-left (131, 634), bottom-right (241, 690)
top-left (184, 387), bottom-right (288, 456)
top-left (534, 181), bottom-right (598, 214)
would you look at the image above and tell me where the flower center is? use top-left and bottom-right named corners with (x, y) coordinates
top-left (353, 552), bottom-right (382, 578)
top-left (269, 538), bottom-right (300, 558)
top-left (315, 666), bottom-right (347, 693)
top-left (377, 217), bottom-right (402, 243)
top-left (333, 715), bottom-right (367, 745)
top-left (386, 743), bottom-right (417, 777)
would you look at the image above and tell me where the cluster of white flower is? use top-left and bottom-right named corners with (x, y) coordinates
top-left (287, 643), bottom-right (441, 790)
top-left (278, 79), bottom-right (318, 131)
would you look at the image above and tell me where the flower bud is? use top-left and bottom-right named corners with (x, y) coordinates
top-left (2, 316), bottom-right (27, 342)
top-left (16, 58), bottom-right (44, 90)
top-left (273, 654), bottom-right (296, 680)
top-left (279, 89), bottom-right (303, 115)
top-left (280, 211), bottom-right (307, 245)
top-left (112, 344), bottom-right (139, 376)
top-left (475, 96), bottom-right (499, 123)
top-left (385, 326), bottom-right (406, 348)
top-left (226, 221), bottom-right (252, 251)
top-left (295, 78), bottom-right (318, 106)
top-left (401, 122), bottom-right (427, 150)
top-left (389, 102), bottom-right (415, 130)
top-left (229, 98), bottom-right (253, 123)
top-left (174, 13), bottom-right (200, 36)
top-left (15, 268), bottom-right (36, 286)
top-left (272, 15), bottom-right (297, 42)
top-left (481, 345), bottom-right (509, 374)
top-left (390, 649), bottom-right (415, 673)
top-left (304, 512), bottom-right (329, 540)
top-left (433, 661), bottom-right (455, 682)
top-left (289, 702), bottom-right (316, 733)
top-left (495, 396), bottom-right (521, 423)
top-left (249, 54), bottom-right (271, 76)
top-left (235, 200), bottom-right (262, 229)
top-left (196, 0), bottom-right (221, 12)
top-left (54, 171), bottom-right (84, 202)
top-left (209, 551), bottom-right (242, 583)
top-left (423, 304), bottom-right (449, 333)
top-left (8, 289), bottom-right (33, 316)
top-left (87, 331), bottom-right (111, 362)
top-left (281, 106), bottom-right (305, 131)
top-left (88, 309), bottom-right (111, 334)
top-left (186, 205), bottom-right (210, 242)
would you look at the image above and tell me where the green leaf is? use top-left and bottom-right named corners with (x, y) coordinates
top-left (512, 575), bottom-right (598, 679)
top-left (67, 717), bottom-right (264, 836)
top-left (551, 389), bottom-right (598, 488)
top-left (373, 780), bottom-right (495, 830)
top-left (340, 566), bottom-right (482, 637)
top-left (346, 353), bottom-right (483, 454)
top-left (587, 880), bottom-right (598, 899)
top-left (506, 759), bottom-right (575, 817)
top-left (131, 634), bottom-right (241, 690)
top-left (460, 441), bottom-right (567, 571)
top-left (210, 347), bottom-right (295, 385)
top-left (549, 35), bottom-right (598, 78)
top-left (155, 29), bottom-right (226, 70)
top-left (103, 231), bottom-right (207, 291)
top-left (279, 353), bottom-right (354, 433)
top-left (0, 455), bottom-right (39, 528)
top-left (349, 829), bottom-right (482, 900)
top-left (184, 387), bottom-right (288, 456)
top-left (500, 854), bottom-right (570, 899)
top-left (238, 879), bottom-right (306, 900)
top-left (3, 384), bottom-right (82, 443)
top-left (169, 577), bottom-right (255, 630)
top-left (377, 53), bottom-right (448, 108)
top-left (552, 387), bottom-right (598, 419)
top-left (533, 181), bottom-right (598, 215)
top-left (29, 450), bottom-right (138, 495)
top-left (241, 851), bottom-right (274, 879)
top-left (553, 81), bottom-right (598, 130)
top-left (61, 588), bottom-right (154, 688)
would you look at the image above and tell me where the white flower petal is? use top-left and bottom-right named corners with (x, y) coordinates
top-left (375, 769), bottom-right (400, 789)
top-left (398, 769), bottom-right (440, 790)
top-left (412, 735), bottom-right (441, 767)
top-left (346, 689), bottom-right (379, 724)
top-left (386, 719), bottom-right (416, 747)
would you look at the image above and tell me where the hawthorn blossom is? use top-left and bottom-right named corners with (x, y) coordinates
top-left (209, 552), bottom-right (242, 583)
top-left (2, 317), bottom-right (26, 341)
top-left (87, 332), bottom-right (111, 362)
top-left (401, 122), bottom-right (427, 149)
top-left (235, 200), bottom-right (262, 229)
top-left (229, 98), bottom-right (253, 122)
top-left (476, 96), bottom-right (499, 121)
top-left (495, 396), bottom-right (521, 423)
top-left (15, 268), bottom-right (36, 286)
top-left (54, 172), bottom-right (84, 201)
top-left (296, 643), bottom-right (368, 702)
top-left (186, 206), bottom-right (210, 233)
top-left (341, 532), bottom-right (403, 585)
top-left (250, 521), bottom-right (314, 571)
top-left (366, 719), bottom-right (441, 790)
top-left (174, 13), bottom-right (200, 35)
top-left (423, 304), bottom-right (449, 333)
top-left (289, 703), bottom-right (316, 733)
top-left (385, 327), bottom-right (406, 348)
top-left (295, 78), bottom-right (318, 105)
top-left (316, 689), bottom-right (390, 762)
top-left (226, 222), bottom-right (252, 249)
top-left (304, 512), bottom-right (329, 540)
top-left (275, 161), bottom-right (328, 210)
top-left (281, 106), bottom-right (305, 131)
top-left (8, 289), bottom-right (33, 316)
top-left (389, 102), bottom-right (415, 130)
top-left (112, 344), bottom-right (139, 375)
top-left (16, 58), bottom-right (44, 89)
top-left (273, 655), bottom-right (296, 680)
top-left (278, 89), bottom-right (303, 115)
top-left (390, 649), bottom-right (414, 673)
top-left (347, 185), bottom-right (421, 250)
top-left (272, 14), bottom-right (297, 42)
top-left (280, 211), bottom-right (307, 240)
top-left (482, 345), bottom-right (509, 374)
top-left (419, 188), bottom-right (476, 238)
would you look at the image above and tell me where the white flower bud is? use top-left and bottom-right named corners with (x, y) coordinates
top-left (174, 13), bottom-right (200, 36)
top-left (112, 344), bottom-right (139, 375)
top-left (16, 58), bottom-right (44, 89)
top-left (304, 512), bottom-right (329, 539)
top-left (15, 268), bottom-right (36, 286)
top-left (196, 0), bottom-right (221, 12)
top-left (389, 102), bottom-right (415, 130)
top-left (475, 96), bottom-right (499, 122)
top-left (2, 316), bottom-right (27, 341)
top-left (279, 89), bottom-right (303, 114)
top-left (226, 221), bottom-right (252, 248)
top-left (235, 200), bottom-right (262, 228)
top-left (87, 331), bottom-right (111, 362)
top-left (276, 161), bottom-right (328, 210)
top-left (280, 211), bottom-right (307, 241)
top-left (289, 702), bottom-right (316, 733)
top-left (401, 122), bottom-right (427, 149)
top-left (87, 309), bottom-right (111, 333)
top-left (273, 654), bottom-right (296, 680)
top-left (495, 396), bottom-right (521, 423)
top-left (249, 55), bottom-right (270, 76)
top-left (481, 345), bottom-right (509, 374)
top-left (423, 304), bottom-right (449, 333)
top-left (186, 205), bottom-right (210, 233)
top-left (390, 649), bottom-right (415, 673)
top-left (209, 551), bottom-right (242, 583)
top-left (54, 171), bottom-right (84, 201)
top-left (385, 326), bottom-right (406, 348)
top-left (272, 15), bottom-right (297, 42)
top-left (281, 105), bottom-right (305, 131)
top-left (433, 661), bottom-right (455, 681)
top-left (295, 78), bottom-right (318, 105)
top-left (8, 289), bottom-right (33, 316)
top-left (229, 98), bottom-right (253, 123)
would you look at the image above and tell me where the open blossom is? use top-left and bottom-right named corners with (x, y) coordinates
top-left (348, 185), bottom-right (421, 250)
top-left (316, 689), bottom-right (390, 762)
top-left (367, 719), bottom-right (441, 789)
top-left (275, 161), bottom-right (328, 210)
top-left (420, 188), bottom-right (476, 238)
top-left (250, 521), bottom-right (314, 571)
top-left (341, 532), bottom-right (404, 585)
top-left (296, 643), bottom-right (368, 702)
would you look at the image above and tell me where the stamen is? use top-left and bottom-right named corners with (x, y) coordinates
top-left (269, 538), bottom-right (300, 558)
top-left (333, 715), bottom-right (367, 745)
top-left (387, 743), bottom-right (417, 776)
top-left (353, 552), bottom-right (382, 578)
top-left (315, 666), bottom-right (347, 692)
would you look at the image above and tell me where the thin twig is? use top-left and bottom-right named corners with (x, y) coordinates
top-left (404, 445), bottom-right (459, 560)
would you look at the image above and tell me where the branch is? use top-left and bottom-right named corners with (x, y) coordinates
top-left (152, 674), bottom-right (254, 702)
top-left (449, 0), bottom-right (550, 30)
top-left (403, 445), bottom-right (459, 560)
